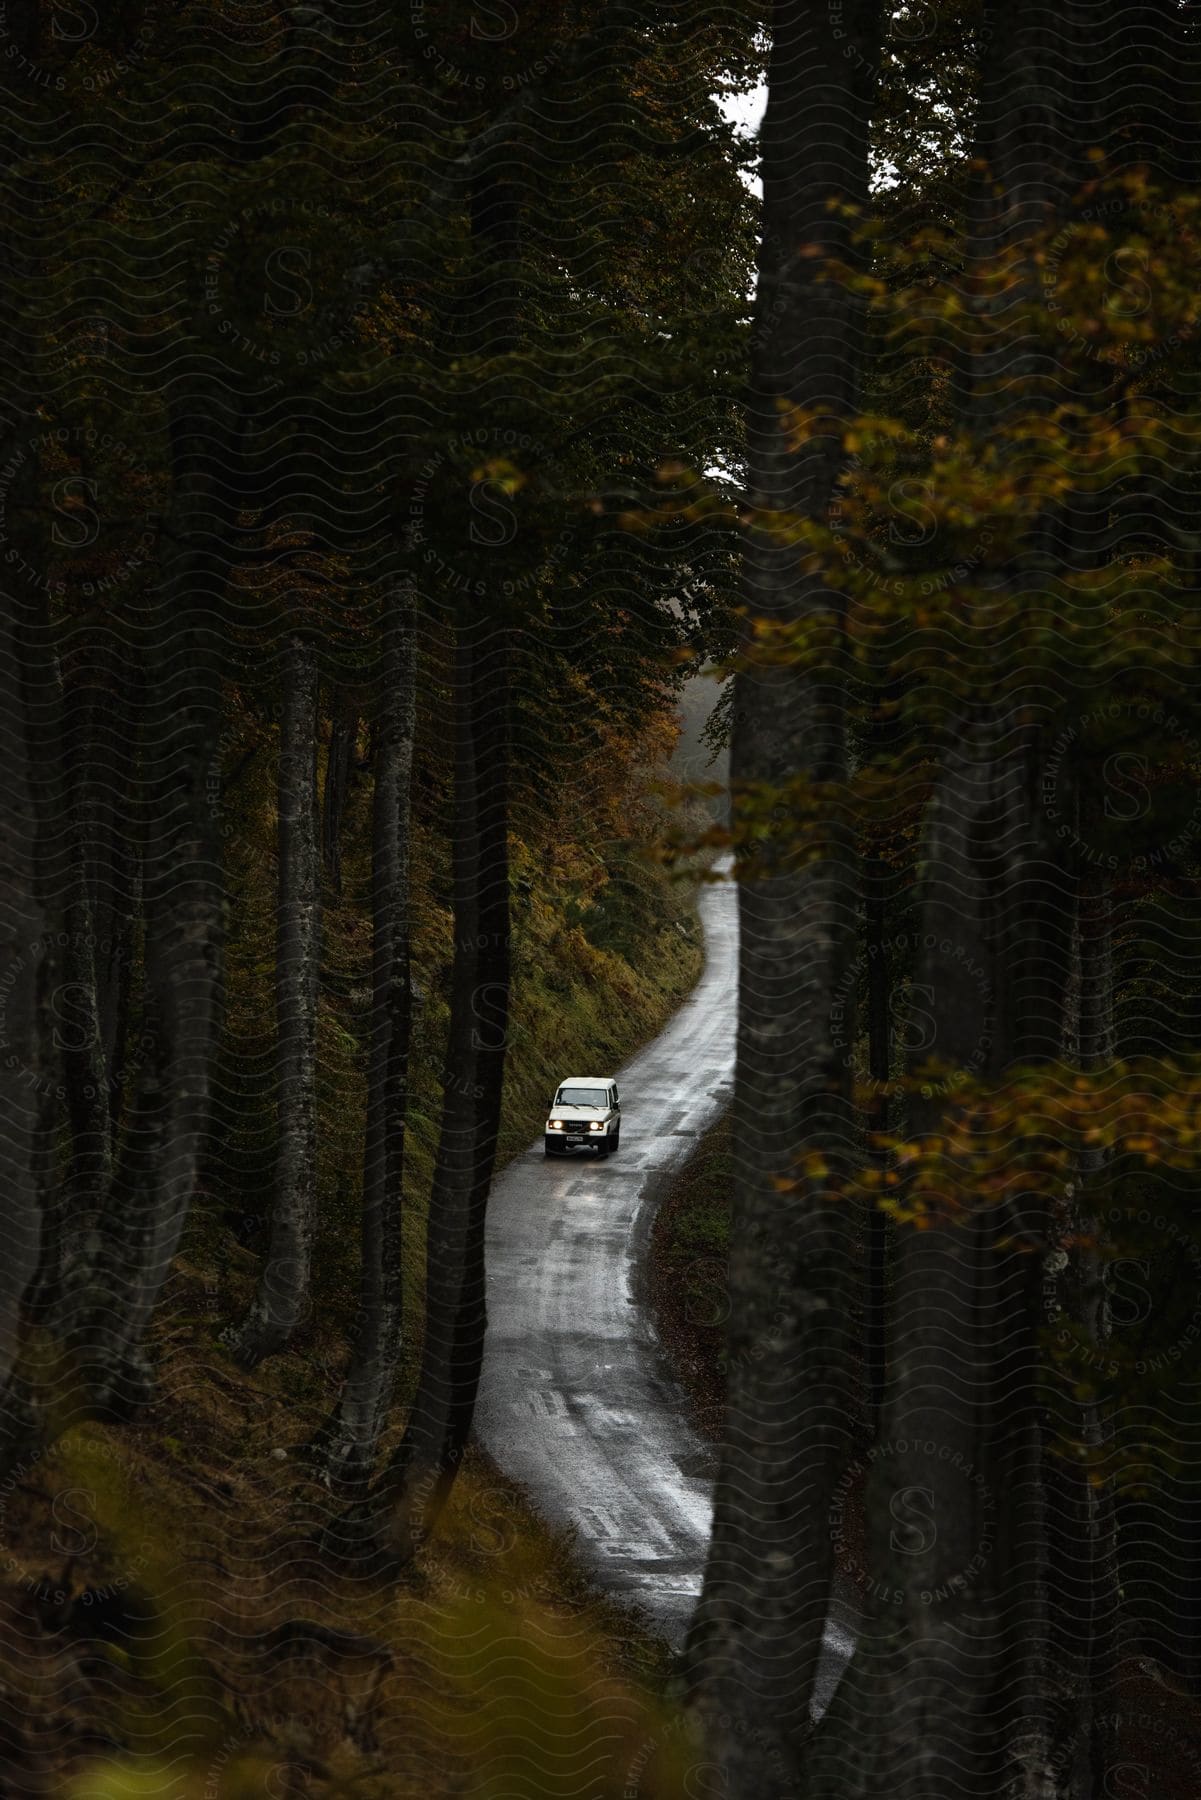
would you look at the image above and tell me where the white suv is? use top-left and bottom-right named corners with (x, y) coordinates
top-left (544, 1077), bottom-right (621, 1158)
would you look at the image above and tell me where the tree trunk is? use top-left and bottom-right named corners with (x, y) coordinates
top-left (230, 633), bottom-right (322, 1368)
top-left (17, 602), bottom-right (114, 1327)
top-left (864, 845), bottom-right (892, 1425)
top-left (367, 114), bottom-right (517, 1559)
top-left (322, 699), bottom-right (359, 897)
top-left (682, 3), bottom-right (880, 1791)
top-left (62, 630), bottom-right (142, 1128)
top-left (810, 716), bottom-right (1028, 1799)
top-left (322, 601), bottom-right (416, 1491)
top-left (374, 616), bottom-right (509, 1559)
top-left (0, 597), bottom-right (48, 1422)
top-left (1117, 894), bottom-right (1201, 1690)
top-left (62, 382), bottom-right (231, 1417)
top-left (1045, 868), bottom-right (1120, 1799)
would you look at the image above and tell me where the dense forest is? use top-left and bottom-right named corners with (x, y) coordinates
top-left (2, 0), bottom-right (1201, 1795)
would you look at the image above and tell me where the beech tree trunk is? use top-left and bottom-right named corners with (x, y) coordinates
top-left (1046, 868), bottom-right (1120, 1799)
top-left (75, 640), bottom-right (142, 1130)
top-left (322, 699), bottom-right (359, 897)
top-left (323, 601), bottom-right (416, 1490)
top-left (370, 121), bottom-right (517, 1559)
top-left (811, 719), bottom-right (1017, 1798)
top-left (864, 830), bottom-right (893, 1425)
top-left (0, 597), bottom-right (48, 1419)
top-left (231, 633), bottom-right (322, 1368)
top-left (20, 603), bottom-right (113, 1325)
top-left (64, 632), bottom-right (142, 1129)
top-left (683, 3), bottom-right (880, 1791)
top-left (376, 617), bottom-right (509, 1558)
top-left (62, 381), bottom-right (230, 1416)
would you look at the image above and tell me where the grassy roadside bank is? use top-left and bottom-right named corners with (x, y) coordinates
top-left (1, 863), bottom-right (708, 1800)
top-left (2, 1412), bottom-right (692, 1799)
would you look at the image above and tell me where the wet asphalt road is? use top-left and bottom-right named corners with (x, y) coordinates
top-left (475, 865), bottom-right (854, 1705)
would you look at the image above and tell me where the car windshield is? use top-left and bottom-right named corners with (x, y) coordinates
top-left (555, 1086), bottom-right (607, 1108)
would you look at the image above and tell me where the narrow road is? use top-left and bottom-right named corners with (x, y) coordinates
top-left (475, 866), bottom-right (854, 1707)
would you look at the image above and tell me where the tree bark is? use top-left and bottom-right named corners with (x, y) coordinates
top-left (1045, 869), bottom-right (1120, 1799)
top-left (62, 380), bottom-right (230, 1417)
top-left (322, 698), bottom-right (359, 898)
top-left (322, 600), bottom-right (416, 1490)
top-left (62, 630), bottom-right (142, 1129)
top-left (374, 614), bottom-right (509, 1559)
top-left (0, 596), bottom-right (48, 1417)
top-left (864, 839), bottom-right (892, 1425)
top-left (367, 110), bottom-right (517, 1559)
top-left (230, 633), bottom-right (322, 1368)
top-left (810, 717), bottom-right (1025, 1799)
top-left (682, 3), bottom-right (880, 1791)
top-left (17, 601), bottom-right (114, 1327)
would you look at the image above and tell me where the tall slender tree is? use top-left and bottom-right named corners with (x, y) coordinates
top-left (0, 596), bottom-right (47, 1421)
top-left (377, 606), bottom-right (510, 1559)
top-left (322, 697), bottom-right (359, 899)
top-left (1047, 862), bottom-right (1120, 1797)
top-left (684, 2), bottom-right (881, 1790)
top-left (17, 597), bottom-right (114, 1329)
top-left (65, 374), bottom-right (232, 1416)
top-left (322, 598), bottom-right (416, 1492)
top-left (368, 109), bottom-right (522, 1557)
top-left (231, 631), bottom-right (322, 1368)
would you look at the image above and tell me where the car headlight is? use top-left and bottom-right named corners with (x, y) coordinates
top-left (589, 1120), bottom-right (605, 1131)
top-left (548, 1120), bottom-right (564, 1130)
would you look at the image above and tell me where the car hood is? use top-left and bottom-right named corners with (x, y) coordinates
top-left (548, 1104), bottom-right (611, 1120)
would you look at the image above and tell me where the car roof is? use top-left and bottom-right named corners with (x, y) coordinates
top-left (558, 1076), bottom-right (614, 1085)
